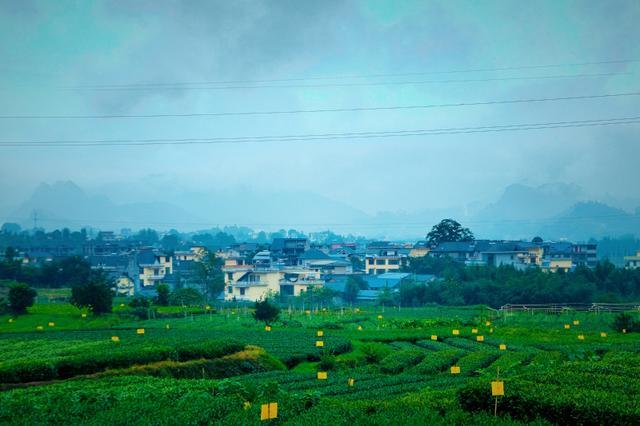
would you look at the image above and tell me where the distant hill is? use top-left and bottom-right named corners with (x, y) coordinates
top-left (7, 181), bottom-right (206, 230)
top-left (537, 201), bottom-right (640, 241)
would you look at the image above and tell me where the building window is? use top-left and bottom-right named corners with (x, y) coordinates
top-left (388, 259), bottom-right (399, 265)
top-left (240, 288), bottom-right (245, 296)
top-left (376, 259), bottom-right (385, 265)
top-left (227, 286), bottom-right (232, 294)
top-left (367, 258), bottom-right (374, 265)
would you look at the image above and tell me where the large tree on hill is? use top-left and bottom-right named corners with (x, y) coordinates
top-left (426, 219), bottom-right (474, 246)
top-left (252, 298), bottom-right (280, 326)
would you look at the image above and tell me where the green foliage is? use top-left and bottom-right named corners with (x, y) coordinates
top-left (252, 298), bottom-right (280, 325)
top-left (128, 296), bottom-right (151, 309)
top-left (612, 312), bottom-right (639, 332)
top-left (154, 284), bottom-right (170, 306)
top-left (380, 349), bottom-right (426, 374)
top-left (70, 271), bottom-right (113, 315)
top-left (7, 282), bottom-right (37, 315)
top-left (169, 288), bottom-right (203, 306)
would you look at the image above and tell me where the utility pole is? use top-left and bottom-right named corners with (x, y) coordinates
top-left (32, 211), bottom-right (38, 229)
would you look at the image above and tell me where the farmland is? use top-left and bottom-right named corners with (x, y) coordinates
top-left (1, 304), bottom-right (639, 425)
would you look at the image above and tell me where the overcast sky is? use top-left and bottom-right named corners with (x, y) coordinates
top-left (1, 0), bottom-right (639, 222)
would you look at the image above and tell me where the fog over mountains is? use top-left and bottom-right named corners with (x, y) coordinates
top-left (2, 180), bottom-right (639, 242)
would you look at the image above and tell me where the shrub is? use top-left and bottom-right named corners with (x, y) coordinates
top-left (612, 312), bottom-right (639, 332)
top-left (252, 298), bottom-right (280, 326)
top-left (155, 284), bottom-right (170, 306)
top-left (8, 282), bottom-right (37, 315)
top-left (380, 350), bottom-right (426, 374)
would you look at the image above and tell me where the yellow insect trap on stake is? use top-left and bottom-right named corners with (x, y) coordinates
top-left (260, 402), bottom-right (278, 421)
top-left (578, 334), bottom-right (585, 340)
top-left (564, 324), bottom-right (571, 329)
top-left (348, 378), bottom-right (355, 387)
top-left (48, 322), bottom-right (55, 327)
top-left (357, 325), bottom-right (363, 331)
top-left (165, 324), bottom-right (170, 330)
top-left (316, 340), bottom-right (324, 347)
top-left (243, 401), bottom-right (251, 410)
top-left (36, 325), bottom-right (44, 331)
top-left (573, 320), bottom-right (580, 326)
top-left (265, 325), bottom-right (271, 332)
top-left (431, 335), bottom-right (438, 341)
top-left (491, 381), bottom-right (505, 397)
top-left (377, 315), bottom-right (383, 320)
top-left (499, 344), bottom-right (507, 350)
top-left (317, 330), bottom-right (324, 337)
top-left (136, 328), bottom-right (145, 335)
top-left (486, 321), bottom-right (492, 326)
top-left (317, 371), bottom-right (328, 380)
top-left (472, 328), bottom-right (478, 334)
top-left (600, 332), bottom-right (607, 337)
top-left (111, 336), bottom-right (120, 342)
top-left (81, 313), bottom-right (87, 318)
top-left (476, 335), bottom-right (484, 342)
top-left (450, 366), bottom-right (461, 374)
top-left (452, 329), bottom-right (460, 335)
top-left (8, 318), bottom-right (13, 323)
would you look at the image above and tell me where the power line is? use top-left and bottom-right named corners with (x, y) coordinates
top-left (3, 212), bottom-right (637, 229)
top-left (1, 116), bottom-right (639, 147)
top-left (61, 71), bottom-right (632, 91)
top-left (58, 58), bottom-right (640, 89)
top-left (2, 91), bottom-right (639, 120)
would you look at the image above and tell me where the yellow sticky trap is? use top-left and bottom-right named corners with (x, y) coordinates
top-left (348, 378), bottom-right (355, 386)
top-left (305, 310), bottom-right (311, 315)
top-left (119, 303), bottom-right (125, 307)
top-left (491, 381), bottom-right (505, 396)
top-left (260, 403), bottom-right (278, 420)
top-left (231, 311), bottom-right (236, 315)
top-left (81, 313), bottom-right (87, 318)
top-left (165, 324), bottom-right (170, 330)
top-left (317, 371), bottom-right (327, 380)
top-left (48, 322), bottom-right (55, 327)
top-left (573, 320), bottom-right (580, 326)
top-left (322, 308), bottom-right (327, 312)
top-left (355, 308), bottom-right (360, 313)
top-left (486, 321), bottom-right (491, 326)
top-left (472, 328), bottom-right (478, 334)
top-left (8, 318), bottom-right (13, 323)
top-left (489, 328), bottom-right (494, 333)
top-left (452, 329), bottom-right (460, 335)
top-left (450, 366), bottom-right (460, 374)
top-left (499, 344), bottom-right (507, 350)
top-left (431, 335), bottom-right (438, 341)
top-left (243, 401), bottom-right (251, 410)
top-left (622, 329), bottom-right (627, 334)
top-left (36, 325), bottom-right (44, 331)
top-left (477, 335), bottom-right (484, 342)
top-left (269, 403), bottom-right (278, 419)
top-left (111, 336), bottom-right (120, 342)
top-left (578, 334), bottom-right (585, 340)
top-left (564, 324), bottom-right (571, 329)
top-left (265, 325), bottom-right (271, 332)
top-left (316, 340), bottom-right (324, 347)
top-left (377, 315), bottom-right (383, 320)
top-left (317, 330), bottom-right (324, 337)
top-left (600, 332), bottom-right (607, 337)
top-left (357, 325), bottom-right (363, 331)
top-left (136, 328), bottom-right (145, 335)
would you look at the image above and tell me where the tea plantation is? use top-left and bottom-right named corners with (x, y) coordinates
top-left (1, 304), bottom-right (639, 425)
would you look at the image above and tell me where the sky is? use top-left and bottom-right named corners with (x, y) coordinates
top-left (1, 0), bottom-right (639, 232)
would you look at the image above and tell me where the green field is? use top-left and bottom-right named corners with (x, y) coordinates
top-left (1, 304), bottom-right (639, 425)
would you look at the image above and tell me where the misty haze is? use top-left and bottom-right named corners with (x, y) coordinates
top-left (1, 1), bottom-right (639, 425)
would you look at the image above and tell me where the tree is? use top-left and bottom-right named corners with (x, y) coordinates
top-left (426, 219), bottom-right (474, 246)
top-left (193, 252), bottom-right (225, 302)
top-left (8, 282), bottom-right (37, 314)
top-left (70, 271), bottom-right (113, 315)
top-left (155, 283), bottom-right (170, 306)
top-left (343, 276), bottom-right (365, 303)
top-left (252, 298), bottom-right (280, 326)
top-left (170, 288), bottom-right (203, 306)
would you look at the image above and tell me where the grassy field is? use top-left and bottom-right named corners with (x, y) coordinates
top-left (0, 303), bottom-right (638, 425)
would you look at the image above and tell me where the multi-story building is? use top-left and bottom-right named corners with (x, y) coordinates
top-left (624, 250), bottom-right (640, 269)
top-left (137, 249), bottom-right (173, 288)
top-left (223, 265), bottom-right (323, 301)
